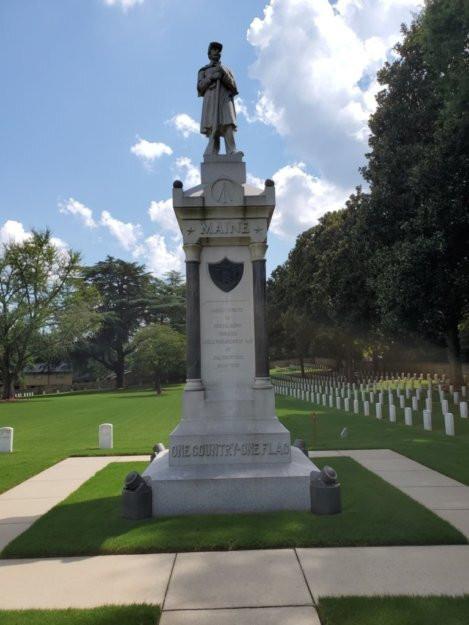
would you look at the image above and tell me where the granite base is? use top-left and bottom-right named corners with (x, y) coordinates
top-left (142, 447), bottom-right (318, 516)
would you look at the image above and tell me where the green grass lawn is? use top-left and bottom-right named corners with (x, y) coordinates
top-left (0, 605), bottom-right (160, 625)
top-left (2, 457), bottom-right (464, 558)
top-left (0, 386), bottom-right (468, 496)
top-left (317, 596), bottom-right (469, 625)
top-left (0, 386), bottom-right (182, 494)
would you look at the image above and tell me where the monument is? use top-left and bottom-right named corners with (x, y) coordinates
top-left (143, 42), bottom-right (318, 516)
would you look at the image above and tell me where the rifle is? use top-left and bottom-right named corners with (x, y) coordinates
top-left (211, 62), bottom-right (221, 140)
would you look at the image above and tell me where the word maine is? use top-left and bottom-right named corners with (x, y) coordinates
top-left (201, 221), bottom-right (250, 235)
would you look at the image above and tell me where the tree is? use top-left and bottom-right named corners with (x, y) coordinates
top-left (362, 2), bottom-right (469, 385)
top-left (269, 190), bottom-right (378, 380)
top-left (30, 285), bottom-right (100, 373)
top-left (78, 257), bottom-right (155, 388)
top-left (0, 230), bottom-right (80, 399)
top-left (131, 324), bottom-right (185, 394)
top-left (151, 271), bottom-right (186, 334)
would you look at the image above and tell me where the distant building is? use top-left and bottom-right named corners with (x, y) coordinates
top-left (23, 363), bottom-right (73, 390)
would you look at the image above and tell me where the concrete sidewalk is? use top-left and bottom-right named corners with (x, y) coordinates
top-left (0, 450), bottom-right (469, 624)
top-left (0, 546), bottom-right (468, 623)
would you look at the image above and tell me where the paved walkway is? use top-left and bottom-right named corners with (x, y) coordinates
top-left (0, 451), bottom-right (469, 624)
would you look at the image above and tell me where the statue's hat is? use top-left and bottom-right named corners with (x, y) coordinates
top-left (208, 41), bottom-right (223, 54)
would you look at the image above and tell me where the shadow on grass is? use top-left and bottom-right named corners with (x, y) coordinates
top-left (2, 458), bottom-right (466, 559)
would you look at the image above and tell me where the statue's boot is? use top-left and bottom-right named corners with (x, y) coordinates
top-left (204, 133), bottom-right (220, 156)
top-left (223, 126), bottom-right (242, 155)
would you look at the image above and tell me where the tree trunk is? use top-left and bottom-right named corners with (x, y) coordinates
top-left (154, 372), bottom-right (162, 395)
top-left (115, 359), bottom-right (125, 389)
top-left (345, 342), bottom-right (353, 383)
top-left (445, 325), bottom-right (464, 388)
top-left (2, 369), bottom-right (14, 400)
top-left (299, 353), bottom-right (305, 378)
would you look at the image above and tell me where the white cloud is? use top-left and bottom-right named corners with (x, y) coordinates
top-left (269, 163), bottom-right (350, 239)
top-left (100, 210), bottom-right (142, 251)
top-left (0, 220), bottom-right (32, 246)
top-left (173, 156), bottom-right (200, 188)
top-left (148, 198), bottom-right (180, 238)
top-left (247, 0), bottom-right (424, 186)
top-left (137, 234), bottom-right (184, 277)
top-left (168, 113), bottom-right (199, 138)
top-left (0, 220), bottom-right (69, 263)
top-left (59, 197), bottom-right (97, 228)
top-left (247, 172), bottom-right (264, 188)
top-left (235, 97), bottom-right (258, 124)
top-left (130, 137), bottom-right (173, 168)
top-left (103, 0), bottom-right (144, 12)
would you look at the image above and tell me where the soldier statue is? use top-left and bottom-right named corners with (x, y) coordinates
top-left (197, 41), bottom-right (242, 156)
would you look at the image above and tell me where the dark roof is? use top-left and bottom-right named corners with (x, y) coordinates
top-left (24, 362), bottom-right (72, 374)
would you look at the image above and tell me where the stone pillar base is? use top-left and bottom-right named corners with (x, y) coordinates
top-left (143, 447), bottom-right (318, 516)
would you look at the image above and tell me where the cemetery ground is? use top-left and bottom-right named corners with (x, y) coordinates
top-left (1, 385), bottom-right (468, 495)
top-left (1, 385), bottom-right (469, 623)
top-left (3, 455), bottom-right (463, 558)
top-left (0, 385), bottom-right (468, 557)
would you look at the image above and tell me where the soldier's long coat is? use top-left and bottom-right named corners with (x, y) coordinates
top-left (197, 63), bottom-right (238, 136)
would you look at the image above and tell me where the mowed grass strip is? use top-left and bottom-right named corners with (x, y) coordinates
top-left (276, 395), bottom-right (469, 485)
top-left (0, 386), bottom-right (182, 494)
top-left (1, 387), bottom-right (468, 495)
top-left (317, 596), bottom-right (469, 625)
top-left (0, 605), bottom-right (160, 625)
top-left (3, 457), bottom-right (465, 558)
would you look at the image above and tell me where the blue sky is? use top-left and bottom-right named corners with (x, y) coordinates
top-left (0, 0), bottom-right (423, 277)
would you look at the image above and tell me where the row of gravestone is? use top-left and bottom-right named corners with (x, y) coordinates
top-left (273, 374), bottom-right (467, 396)
top-left (272, 383), bottom-right (467, 437)
top-left (277, 369), bottom-right (468, 392)
top-left (0, 423), bottom-right (114, 454)
top-left (272, 377), bottom-right (467, 410)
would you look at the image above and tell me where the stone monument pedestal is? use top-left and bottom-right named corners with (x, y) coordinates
top-left (144, 447), bottom-right (314, 516)
top-left (143, 154), bottom-right (318, 516)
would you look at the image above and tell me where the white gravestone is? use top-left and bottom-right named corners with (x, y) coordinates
top-left (426, 397), bottom-right (432, 411)
top-left (441, 399), bottom-right (449, 414)
top-left (364, 401), bottom-right (370, 417)
top-left (460, 402), bottom-right (467, 418)
top-left (336, 397), bottom-right (341, 410)
top-left (0, 427), bottom-right (13, 453)
top-left (353, 399), bottom-right (359, 414)
top-left (99, 424), bottom-right (113, 449)
top-left (399, 396), bottom-right (405, 409)
top-left (423, 410), bottom-right (432, 431)
top-left (444, 413), bottom-right (455, 436)
top-left (404, 407), bottom-right (412, 426)
top-left (344, 398), bottom-right (350, 412)
top-left (389, 405), bottom-right (396, 423)
top-left (376, 403), bottom-right (382, 419)
top-left (412, 396), bottom-right (418, 411)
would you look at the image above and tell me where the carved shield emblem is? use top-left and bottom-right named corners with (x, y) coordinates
top-left (208, 257), bottom-right (244, 293)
